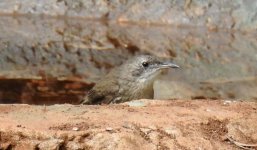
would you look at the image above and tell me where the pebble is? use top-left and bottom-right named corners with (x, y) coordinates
top-left (205, 109), bottom-right (211, 112)
top-left (106, 127), bottom-right (113, 131)
top-left (140, 127), bottom-right (151, 134)
top-left (164, 127), bottom-right (181, 138)
top-left (223, 100), bottom-right (232, 105)
top-left (38, 139), bottom-right (64, 150)
top-left (72, 127), bottom-right (79, 131)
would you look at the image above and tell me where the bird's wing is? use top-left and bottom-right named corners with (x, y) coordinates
top-left (81, 78), bottom-right (120, 105)
top-left (80, 89), bottom-right (104, 105)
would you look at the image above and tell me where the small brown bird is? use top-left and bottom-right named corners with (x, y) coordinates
top-left (81, 55), bottom-right (179, 104)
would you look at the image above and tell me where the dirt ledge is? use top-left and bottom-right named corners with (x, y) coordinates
top-left (0, 100), bottom-right (256, 150)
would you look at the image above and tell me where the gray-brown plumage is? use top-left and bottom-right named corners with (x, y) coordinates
top-left (81, 55), bottom-right (179, 105)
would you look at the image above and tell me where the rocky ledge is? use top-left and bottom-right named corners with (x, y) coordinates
top-left (0, 100), bottom-right (256, 150)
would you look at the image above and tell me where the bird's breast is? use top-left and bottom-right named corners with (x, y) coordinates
top-left (118, 77), bottom-right (154, 102)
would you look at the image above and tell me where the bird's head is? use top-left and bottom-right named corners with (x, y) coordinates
top-left (121, 55), bottom-right (179, 83)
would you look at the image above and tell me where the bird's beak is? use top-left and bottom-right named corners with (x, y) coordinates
top-left (159, 62), bottom-right (180, 69)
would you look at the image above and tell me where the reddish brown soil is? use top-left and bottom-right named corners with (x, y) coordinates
top-left (0, 100), bottom-right (256, 150)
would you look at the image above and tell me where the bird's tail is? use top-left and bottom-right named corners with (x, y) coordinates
top-left (79, 96), bottom-right (91, 105)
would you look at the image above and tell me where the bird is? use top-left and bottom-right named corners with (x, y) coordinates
top-left (80, 55), bottom-right (179, 105)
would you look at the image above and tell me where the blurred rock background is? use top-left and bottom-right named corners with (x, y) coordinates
top-left (0, 0), bottom-right (256, 104)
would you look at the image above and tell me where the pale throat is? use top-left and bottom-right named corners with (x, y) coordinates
top-left (136, 71), bottom-right (162, 90)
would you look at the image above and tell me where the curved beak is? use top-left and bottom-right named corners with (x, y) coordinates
top-left (159, 62), bottom-right (180, 69)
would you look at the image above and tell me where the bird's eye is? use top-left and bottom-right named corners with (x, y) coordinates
top-left (142, 62), bottom-right (149, 68)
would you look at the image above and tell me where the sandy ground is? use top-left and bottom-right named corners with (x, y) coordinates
top-left (0, 100), bottom-right (256, 150)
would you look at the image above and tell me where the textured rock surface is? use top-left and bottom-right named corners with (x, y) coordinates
top-left (0, 100), bottom-right (256, 149)
top-left (0, 16), bottom-right (256, 104)
top-left (0, 0), bottom-right (257, 31)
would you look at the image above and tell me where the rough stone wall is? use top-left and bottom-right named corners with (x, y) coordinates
top-left (0, 16), bottom-right (256, 104)
top-left (0, 1), bottom-right (256, 104)
top-left (0, 0), bottom-right (256, 31)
